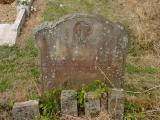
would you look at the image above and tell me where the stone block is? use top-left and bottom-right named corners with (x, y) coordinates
top-left (12, 100), bottom-right (40, 120)
top-left (0, 24), bottom-right (17, 46)
top-left (17, 0), bottom-right (33, 16)
top-left (61, 90), bottom-right (78, 117)
top-left (85, 92), bottom-right (100, 117)
top-left (12, 9), bottom-right (26, 34)
top-left (108, 88), bottom-right (125, 120)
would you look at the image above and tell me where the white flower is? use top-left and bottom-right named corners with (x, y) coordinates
top-left (59, 4), bottom-right (63, 7)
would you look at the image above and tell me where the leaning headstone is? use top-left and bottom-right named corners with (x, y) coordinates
top-left (61, 90), bottom-right (78, 117)
top-left (34, 13), bottom-right (129, 91)
top-left (12, 100), bottom-right (40, 120)
top-left (108, 89), bottom-right (125, 120)
top-left (85, 92), bottom-right (101, 118)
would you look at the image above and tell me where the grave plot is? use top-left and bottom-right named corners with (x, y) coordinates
top-left (0, 0), bottom-right (33, 46)
top-left (34, 13), bottom-right (129, 119)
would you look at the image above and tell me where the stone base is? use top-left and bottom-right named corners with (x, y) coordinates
top-left (85, 92), bottom-right (101, 118)
top-left (0, 24), bottom-right (17, 46)
top-left (61, 90), bottom-right (78, 117)
top-left (12, 100), bottom-right (40, 120)
top-left (108, 88), bottom-right (125, 120)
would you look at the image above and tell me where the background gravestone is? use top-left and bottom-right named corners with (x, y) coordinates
top-left (34, 13), bottom-right (129, 91)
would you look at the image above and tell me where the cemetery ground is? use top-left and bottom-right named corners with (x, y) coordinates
top-left (0, 0), bottom-right (160, 119)
top-left (0, 0), bottom-right (16, 23)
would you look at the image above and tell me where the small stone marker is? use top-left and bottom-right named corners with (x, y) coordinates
top-left (85, 92), bottom-right (100, 117)
top-left (61, 90), bottom-right (78, 117)
top-left (108, 89), bottom-right (125, 120)
top-left (12, 100), bottom-right (40, 120)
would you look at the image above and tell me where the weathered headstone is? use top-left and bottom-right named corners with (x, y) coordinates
top-left (12, 100), bottom-right (40, 120)
top-left (108, 89), bottom-right (125, 120)
top-left (61, 90), bottom-right (78, 117)
top-left (34, 13), bottom-right (129, 91)
top-left (85, 92), bottom-right (101, 117)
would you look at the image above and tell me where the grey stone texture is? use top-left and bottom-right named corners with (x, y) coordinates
top-left (34, 13), bottom-right (129, 91)
top-left (85, 92), bottom-right (101, 118)
top-left (0, 0), bottom-right (33, 46)
top-left (0, 24), bottom-right (17, 46)
top-left (12, 100), bottom-right (40, 120)
top-left (108, 88), bottom-right (125, 120)
top-left (12, 9), bottom-right (26, 34)
top-left (17, 0), bottom-right (33, 16)
top-left (61, 90), bottom-right (78, 117)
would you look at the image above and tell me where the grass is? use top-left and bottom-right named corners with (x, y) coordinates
top-left (0, 37), bottom-right (40, 102)
top-left (0, 79), bottom-right (12, 92)
top-left (126, 63), bottom-right (160, 74)
top-left (125, 100), bottom-right (146, 120)
top-left (43, 0), bottom-right (113, 21)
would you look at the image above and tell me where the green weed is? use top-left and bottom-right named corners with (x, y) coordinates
top-left (39, 89), bottom-right (61, 120)
top-left (125, 100), bottom-right (146, 120)
top-left (126, 63), bottom-right (160, 74)
top-left (77, 80), bottom-right (110, 112)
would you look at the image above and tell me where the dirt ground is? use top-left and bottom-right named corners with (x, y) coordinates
top-left (0, 0), bottom-right (15, 4)
top-left (0, 0), bottom-right (16, 23)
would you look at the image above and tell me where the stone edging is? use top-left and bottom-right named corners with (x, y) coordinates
top-left (12, 89), bottom-right (125, 120)
top-left (0, 0), bottom-right (33, 46)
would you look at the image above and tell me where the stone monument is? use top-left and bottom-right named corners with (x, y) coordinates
top-left (34, 13), bottom-right (129, 119)
top-left (34, 13), bottom-right (129, 91)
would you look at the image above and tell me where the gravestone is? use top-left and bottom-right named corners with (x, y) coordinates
top-left (12, 100), bottom-right (40, 120)
top-left (61, 90), bottom-right (78, 117)
top-left (85, 92), bottom-right (101, 117)
top-left (108, 89), bottom-right (125, 120)
top-left (34, 13), bottom-right (129, 91)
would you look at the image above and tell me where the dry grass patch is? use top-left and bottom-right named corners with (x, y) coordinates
top-left (111, 0), bottom-right (160, 42)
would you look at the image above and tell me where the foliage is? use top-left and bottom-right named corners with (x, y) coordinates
top-left (38, 80), bottom-right (109, 119)
top-left (125, 100), bottom-right (146, 120)
top-left (39, 89), bottom-right (61, 120)
top-left (16, 0), bottom-right (30, 5)
top-left (77, 80), bottom-right (110, 111)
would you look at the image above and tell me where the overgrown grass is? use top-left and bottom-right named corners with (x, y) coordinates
top-left (38, 80), bottom-right (109, 119)
top-left (125, 100), bottom-right (146, 120)
top-left (39, 89), bottom-right (61, 120)
top-left (0, 36), bottom-right (39, 95)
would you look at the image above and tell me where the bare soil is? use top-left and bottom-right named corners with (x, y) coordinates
top-left (0, 1), bottom-right (16, 23)
top-left (0, 0), bottom-right (15, 4)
